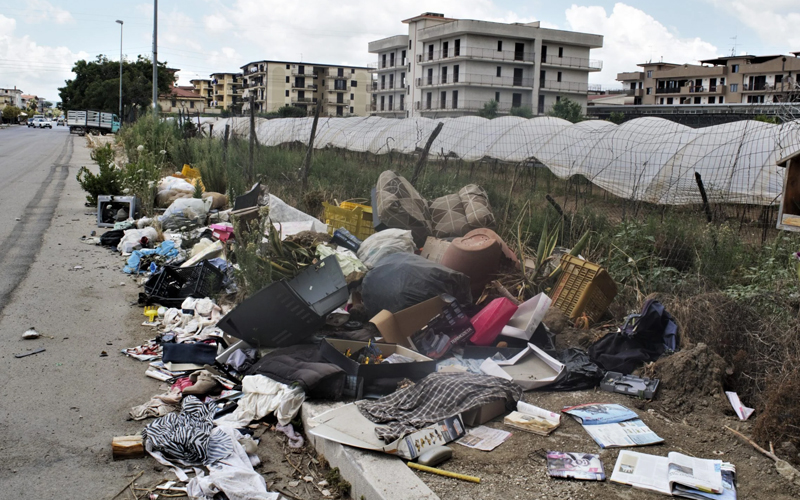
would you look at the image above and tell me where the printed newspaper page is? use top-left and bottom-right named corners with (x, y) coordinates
top-left (610, 450), bottom-right (671, 495)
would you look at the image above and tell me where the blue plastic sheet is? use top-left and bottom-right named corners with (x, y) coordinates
top-left (123, 240), bottom-right (179, 274)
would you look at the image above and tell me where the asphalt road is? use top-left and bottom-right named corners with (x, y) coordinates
top-left (0, 126), bottom-right (165, 499)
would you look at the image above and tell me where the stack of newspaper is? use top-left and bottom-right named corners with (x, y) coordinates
top-left (562, 403), bottom-right (664, 448)
top-left (611, 450), bottom-right (736, 499)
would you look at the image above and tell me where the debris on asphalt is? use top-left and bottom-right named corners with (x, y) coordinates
top-left (15, 347), bottom-right (45, 358)
top-left (22, 328), bottom-right (40, 339)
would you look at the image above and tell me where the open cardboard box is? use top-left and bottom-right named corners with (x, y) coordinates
top-left (309, 403), bottom-right (466, 460)
top-left (320, 338), bottom-right (436, 398)
top-left (479, 343), bottom-right (565, 390)
top-left (369, 296), bottom-right (449, 348)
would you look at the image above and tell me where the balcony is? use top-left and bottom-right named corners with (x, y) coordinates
top-left (743, 81), bottom-right (799, 92)
top-left (373, 82), bottom-right (406, 93)
top-left (292, 83), bottom-right (318, 91)
top-left (414, 100), bottom-right (524, 113)
top-left (417, 73), bottom-right (534, 88)
top-left (291, 69), bottom-right (317, 78)
top-left (290, 97), bottom-right (318, 104)
top-left (325, 69), bottom-right (350, 79)
top-left (541, 54), bottom-right (603, 71)
top-left (618, 71), bottom-right (644, 81)
top-left (539, 80), bottom-right (589, 93)
top-left (324, 98), bottom-right (351, 106)
top-left (655, 87), bottom-right (681, 94)
top-left (372, 103), bottom-right (406, 113)
top-left (418, 46), bottom-right (535, 64)
top-left (680, 85), bottom-right (725, 95)
top-left (326, 83), bottom-right (350, 93)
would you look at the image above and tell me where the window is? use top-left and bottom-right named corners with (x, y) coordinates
top-left (389, 74), bottom-right (394, 89)
top-left (426, 92), bottom-right (432, 109)
top-left (453, 65), bottom-right (459, 83)
top-left (338, 68), bottom-right (344, 77)
top-left (558, 47), bottom-right (563, 58)
top-left (401, 50), bottom-right (406, 65)
top-left (171, 99), bottom-right (177, 107)
top-left (512, 93), bottom-right (521, 108)
top-left (409, 40), bottom-right (411, 49)
top-left (350, 106), bottom-right (354, 113)
top-left (454, 39), bottom-right (460, 56)
top-left (557, 71), bottom-right (562, 82)
top-left (337, 106), bottom-right (343, 116)
top-left (390, 53), bottom-right (395, 67)
top-left (732, 64), bottom-right (739, 73)
top-left (381, 75), bottom-right (385, 89)
top-left (694, 96), bottom-right (701, 104)
top-left (351, 68), bottom-right (355, 74)
top-left (400, 72), bottom-right (405, 88)
top-left (380, 95), bottom-right (385, 111)
top-left (730, 83), bottom-right (738, 92)
top-left (381, 54), bottom-right (386, 68)
top-left (659, 98), bottom-right (664, 104)
top-left (428, 44), bottom-right (434, 61)
top-left (719, 96), bottom-right (724, 103)
top-left (667, 97), bottom-right (673, 104)
top-left (388, 95), bottom-right (393, 110)
top-left (286, 76), bottom-right (290, 83)
top-left (720, 77), bottom-right (725, 85)
top-left (400, 94), bottom-right (404, 110)
top-left (350, 93), bottom-right (354, 100)
top-left (708, 96), bottom-right (715, 104)
top-left (453, 90), bottom-right (458, 109)
top-left (286, 64), bottom-right (290, 69)
top-left (351, 80), bottom-right (357, 87)
top-left (495, 91), bottom-right (500, 102)
top-left (646, 70), bottom-right (653, 78)
top-left (556, 96), bottom-right (561, 102)
top-left (440, 91), bottom-right (446, 108)
top-left (496, 66), bottom-right (502, 77)
top-left (427, 68), bottom-right (433, 85)
top-left (285, 90), bottom-right (289, 97)
top-left (442, 67), bottom-right (448, 84)
top-left (190, 101), bottom-right (194, 109)
top-left (443, 42), bottom-right (449, 58)
top-left (497, 41), bottom-right (503, 52)
top-left (646, 87), bottom-right (652, 95)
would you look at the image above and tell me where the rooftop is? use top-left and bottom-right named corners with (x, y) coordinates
top-left (239, 60), bottom-right (370, 71)
top-left (161, 86), bottom-right (205, 100)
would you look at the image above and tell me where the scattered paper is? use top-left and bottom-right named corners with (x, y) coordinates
top-left (456, 425), bottom-right (511, 451)
top-left (581, 419), bottom-right (664, 448)
top-left (22, 328), bottom-right (40, 339)
top-left (725, 391), bottom-right (754, 421)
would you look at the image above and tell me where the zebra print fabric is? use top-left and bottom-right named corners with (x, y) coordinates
top-left (142, 396), bottom-right (233, 466)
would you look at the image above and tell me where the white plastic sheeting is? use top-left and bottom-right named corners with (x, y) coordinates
top-left (206, 116), bottom-right (800, 206)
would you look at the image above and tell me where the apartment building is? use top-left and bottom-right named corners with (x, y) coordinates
top-left (210, 73), bottom-right (243, 112)
top-left (0, 87), bottom-right (23, 110)
top-left (618, 53), bottom-right (800, 105)
top-left (190, 79), bottom-right (213, 105)
top-left (368, 12), bottom-right (603, 118)
top-left (239, 60), bottom-right (371, 117)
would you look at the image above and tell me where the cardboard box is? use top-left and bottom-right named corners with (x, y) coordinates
top-left (320, 338), bottom-right (436, 398)
top-left (461, 399), bottom-right (508, 426)
top-left (420, 237), bottom-right (452, 264)
top-left (369, 296), bottom-right (450, 348)
top-left (479, 343), bottom-right (565, 390)
top-left (309, 403), bottom-right (466, 459)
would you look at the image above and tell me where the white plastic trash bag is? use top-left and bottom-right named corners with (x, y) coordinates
top-left (156, 176), bottom-right (195, 207)
top-left (268, 195), bottom-right (327, 233)
top-left (357, 228), bottom-right (416, 268)
top-left (162, 197), bottom-right (213, 222)
top-left (117, 226), bottom-right (158, 253)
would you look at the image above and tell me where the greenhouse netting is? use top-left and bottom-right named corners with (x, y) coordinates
top-left (206, 116), bottom-right (800, 206)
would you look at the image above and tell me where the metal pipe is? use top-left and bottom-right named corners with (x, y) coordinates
top-left (152, 0), bottom-right (158, 116)
top-left (116, 20), bottom-right (123, 122)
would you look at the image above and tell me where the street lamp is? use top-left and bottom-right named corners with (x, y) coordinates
top-left (116, 20), bottom-right (123, 122)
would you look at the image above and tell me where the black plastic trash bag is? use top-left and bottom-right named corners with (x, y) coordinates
top-left (362, 252), bottom-right (472, 318)
top-left (545, 348), bottom-right (606, 391)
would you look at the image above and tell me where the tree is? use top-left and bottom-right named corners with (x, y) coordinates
top-left (58, 55), bottom-right (174, 115)
top-left (547, 97), bottom-right (584, 123)
top-left (477, 99), bottom-right (499, 119)
top-left (2, 105), bottom-right (21, 122)
top-left (510, 106), bottom-right (533, 118)
top-left (608, 111), bottom-right (625, 124)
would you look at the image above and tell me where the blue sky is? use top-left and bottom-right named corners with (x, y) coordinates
top-left (1, 0), bottom-right (799, 101)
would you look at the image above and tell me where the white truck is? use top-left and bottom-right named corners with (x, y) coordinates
top-left (67, 110), bottom-right (120, 135)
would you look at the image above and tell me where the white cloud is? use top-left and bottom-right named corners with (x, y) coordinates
top-left (0, 14), bottom-right (88, 99)
top-left (707, 0), bottom-right (800, 50)
top-left (203, 15), bottom-right (233, 34)
top-left (565, 3), bottom-right (719, 87)
top-left (24, 0), bottom-right (74, 25)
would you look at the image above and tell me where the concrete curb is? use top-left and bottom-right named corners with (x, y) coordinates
top-left (302, 401), bottom-right (439, 500)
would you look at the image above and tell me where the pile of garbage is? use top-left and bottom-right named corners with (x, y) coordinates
top-left (89, 167), bottom-right (759, 499)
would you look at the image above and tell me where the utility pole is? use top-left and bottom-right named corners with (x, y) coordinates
top-left (152, 0), bottom-right (158, 117)
top-left (116, 20), bottom-right (123, 122)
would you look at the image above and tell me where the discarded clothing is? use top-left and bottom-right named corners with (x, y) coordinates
top-left (187, 427), bottom-right (277, 500)
top-left (362, 252), bottom-right (472, 318)
top-left (356, 229), bottom-right (415, 269)
top-left (129, 389), bottom-right (182, 420)
top-left (142, 396), bottom-right (233, 467)
top-left (123, 240), bottom-right (179, 274)
top-left (546, 348), bottom-right (606, 391)
top-left (226, 348), bottom-right (259, 372)
top-left (356, 372), bottom-right (522, 443)
top-left (215, 375), bottom-right (305, 428)
top-left (122, 340), bottom-right (162, 361)
top-left (246, 344), bottom-right (345, 400)
top-left (589, 299), bottom-right (679, 374)
top-left (276, 423), bottom-right (304, 449)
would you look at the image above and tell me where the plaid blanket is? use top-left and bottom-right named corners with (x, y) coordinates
top-left (356, 372), bottom-right (522, 442)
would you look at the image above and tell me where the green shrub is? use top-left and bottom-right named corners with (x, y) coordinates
top-left (76, 144), bottom-right (123, 205)
top-left (510, 106), bottom-right (533, 118)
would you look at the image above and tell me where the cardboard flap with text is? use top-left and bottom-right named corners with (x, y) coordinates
top-left (369, 296), bottom-right (448, 347)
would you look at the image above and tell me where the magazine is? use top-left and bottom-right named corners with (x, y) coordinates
top-left (562, 403), bottom-right (639, 424)
top-left (547, 451), bottom-right (606, 481)
top-left (673, 464), bottom-right (736, 500)
top-left (610, 450), bottom-right (723, 496)
top-left (504, 401), bottom-right (561, 436)
top-left (582, 419), bottom-right (665, 448)
top-left (456, 426), bottom-right (511, 452)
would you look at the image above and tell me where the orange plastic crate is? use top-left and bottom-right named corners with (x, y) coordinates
top-left (550, 254), bottom-right (617, 322)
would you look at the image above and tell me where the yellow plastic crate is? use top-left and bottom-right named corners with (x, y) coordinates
top-left (550, 254), bottom-right (617, 322)
top-left (322, 201), bottom-right (376, 240)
